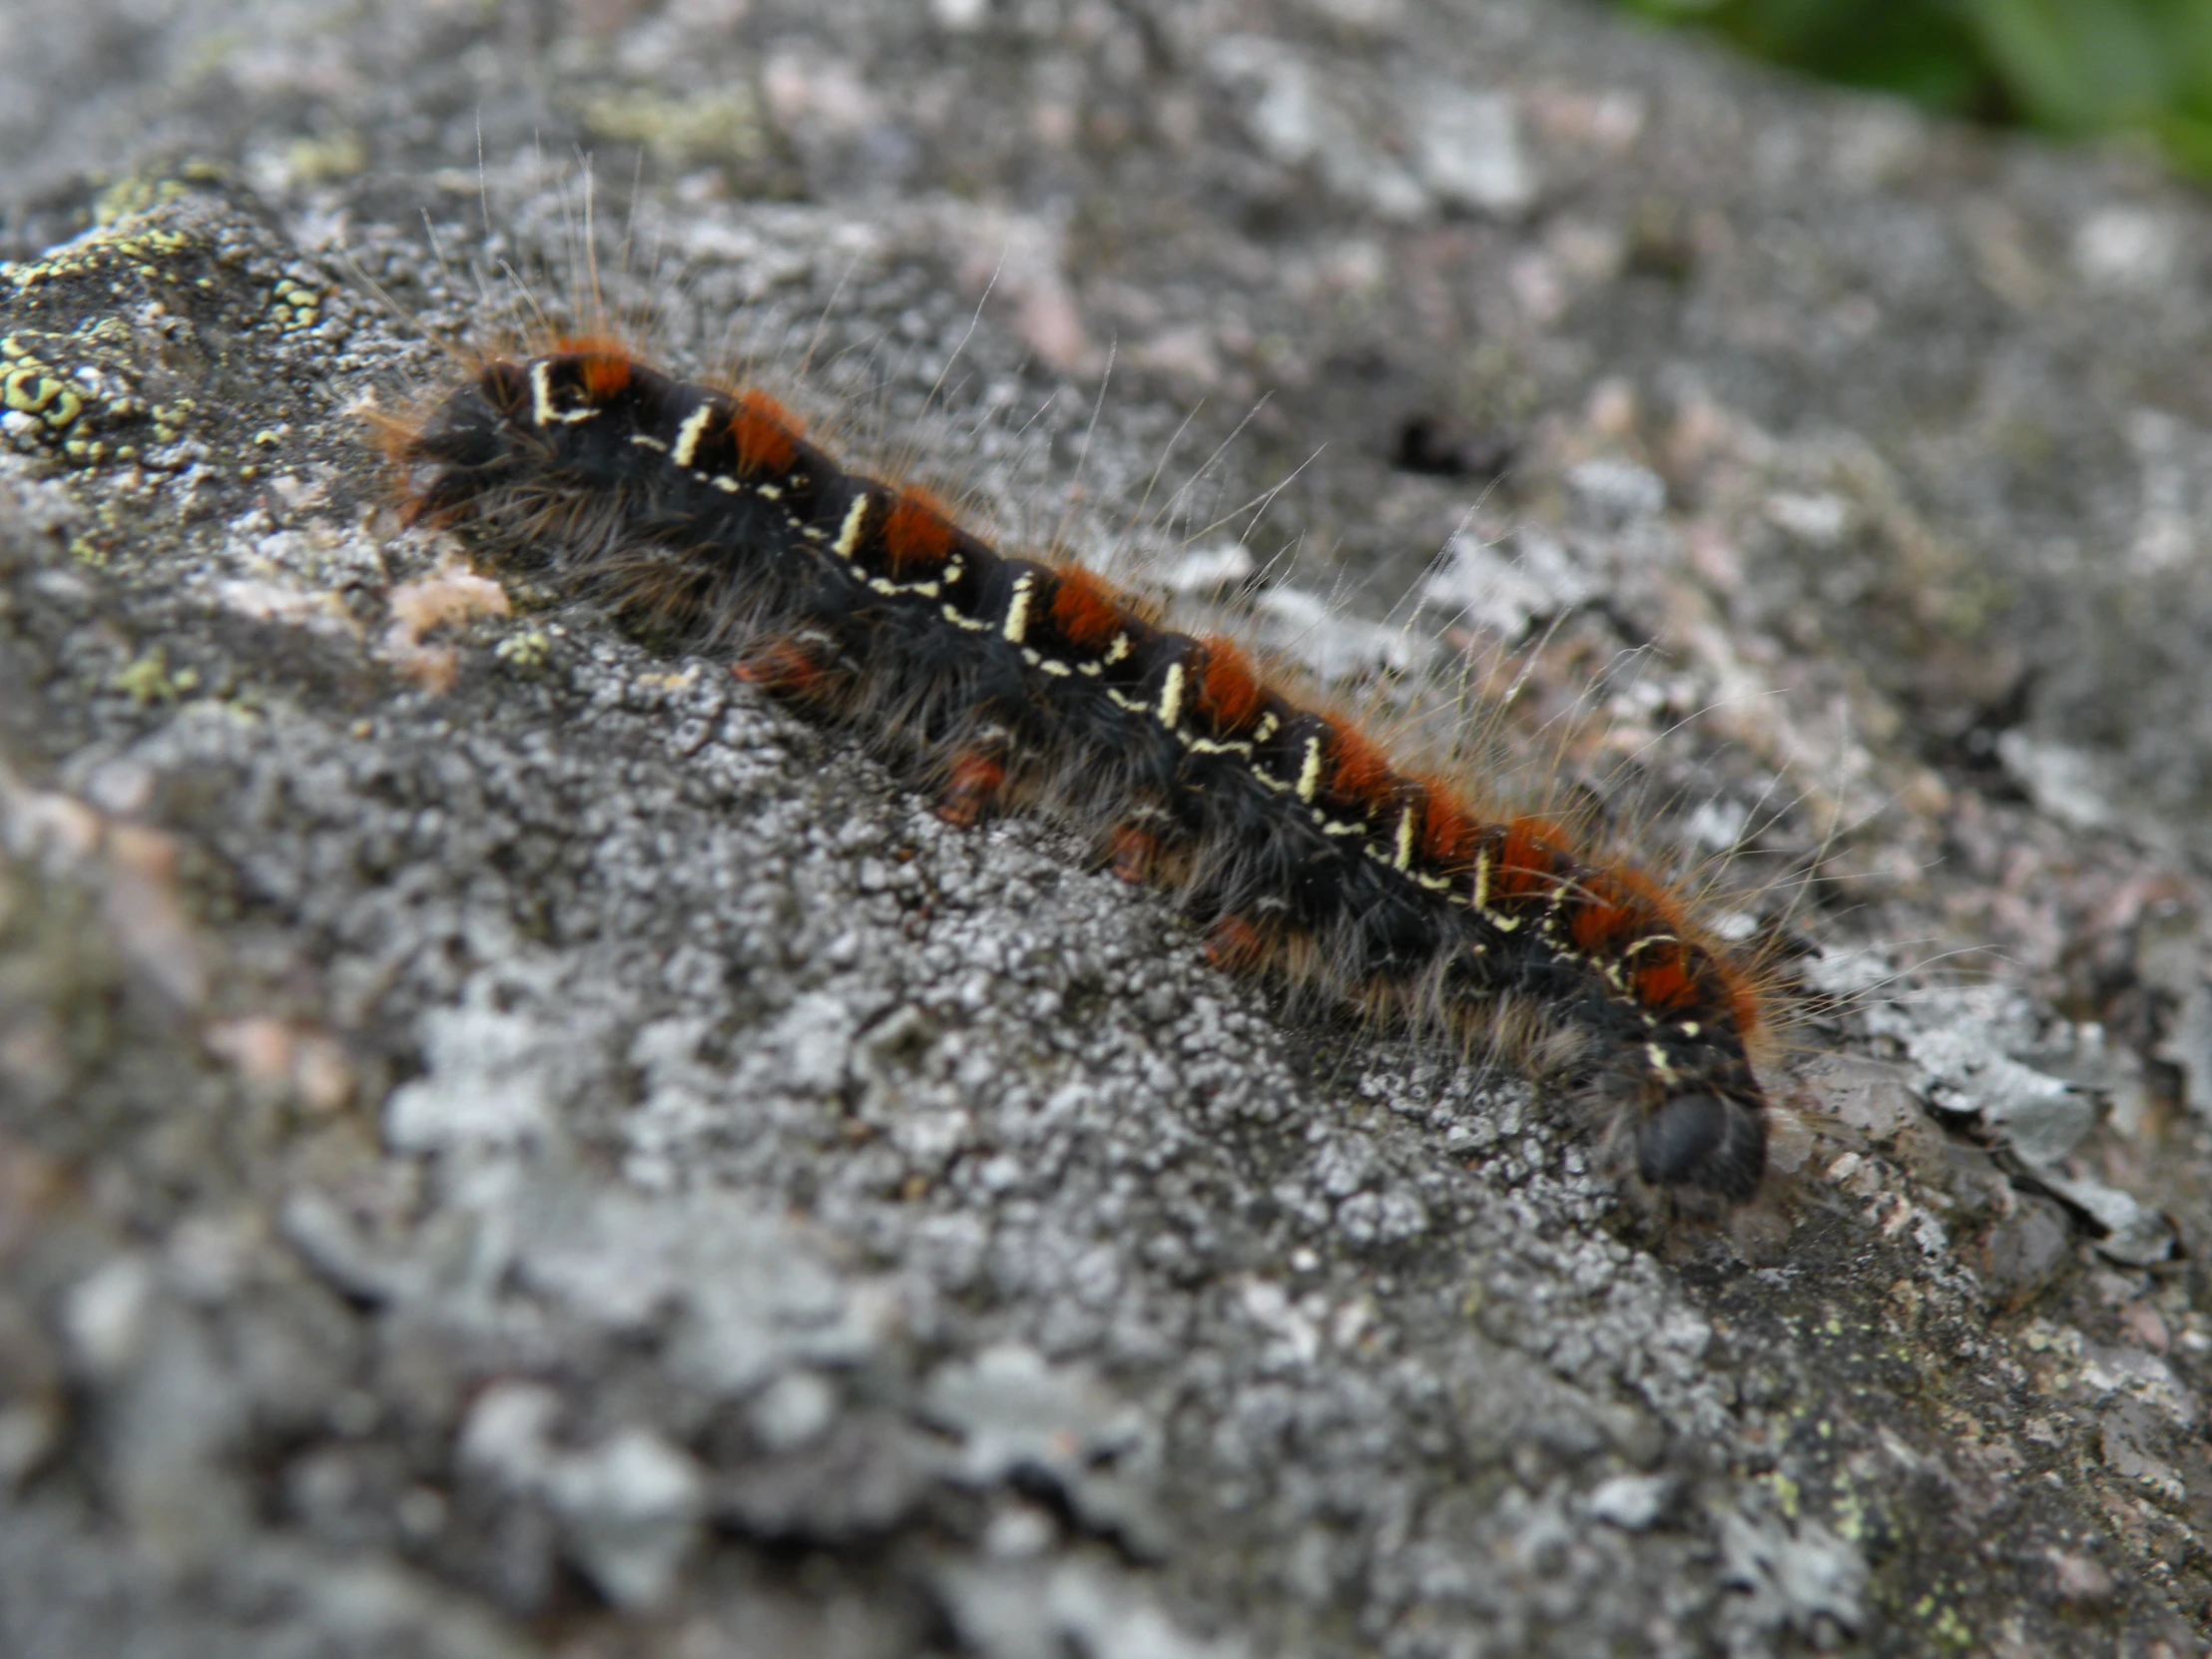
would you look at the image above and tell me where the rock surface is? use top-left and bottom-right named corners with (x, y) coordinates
top-left (4, 2), bottom-right (2212, 1655)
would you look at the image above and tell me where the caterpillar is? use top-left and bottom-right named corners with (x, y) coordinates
top-left (377, 336), bottom-right (1776, 1204)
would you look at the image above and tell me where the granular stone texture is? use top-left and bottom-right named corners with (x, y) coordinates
top-left (5, 5), bottom-right (2212, 1657)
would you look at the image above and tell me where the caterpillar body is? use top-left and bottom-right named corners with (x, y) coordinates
top-left (383, 339), bottom-right (1775, 1203)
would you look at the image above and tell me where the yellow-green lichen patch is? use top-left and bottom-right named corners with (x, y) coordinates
top-left (4, 363), bottom-right (82, 427)
top-left (87, 162), bottom-right (231, 228)
top-left (1904, 1587), bottom-right (1976, 1652)
top-left (0, 330), bottom-right (167, 467)
top-left (1760, 1468), bottom-right (1802, 1520)
top-left (278, 131), bottom-right (366, 186)
top-left (493, 629), bottom-right (556, 675)
top-left (1830, 1484), bottom-right (1867, 1545)
top-left (110, 646), bottom-right (201, 706)
top-left (495, 628), bottom-right (557, 677)
top-left (580, 85), bottom-right (769, 172)
top-left (0, 172), bottom-right (342, 475)
top-left (6, 218), bottom-right (197, 294)
top-left (270, 276), bottom-right (321, 331)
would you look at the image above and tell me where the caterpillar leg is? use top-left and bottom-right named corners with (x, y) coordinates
top-left (733, 633), bottom-right (840, 700)
top-left (1105, 823), bottom-right (1164, 884)
top-left (935, 751), bottom-right (1009, 829)
top-left (1203, 913), bottom-right (1273, 973)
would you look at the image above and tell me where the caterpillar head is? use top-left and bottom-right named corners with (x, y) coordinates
top-left (1636, 1089), bottom-right (1767, 1201)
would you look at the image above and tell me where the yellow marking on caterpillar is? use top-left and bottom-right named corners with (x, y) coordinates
top-left (530, 360), bottom-right (600, 426)
top-left (1295, 737), bottom-right (1322, 802)
top-left (1003, 572), bottom-right (1036, 643)
top-left (1156, 662), bottom-right (1185, 729)
top-left (670, 404), bottom-right (717, 467)
top-left (1472, 847), bottom-right (1521, 931)
top-left (832, 494), bottom-right (872, 562)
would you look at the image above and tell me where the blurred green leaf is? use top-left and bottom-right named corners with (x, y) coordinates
top-left (1966, 0), bottom-right (2162, 129)
top-left (1610, 0), bottom-right (2212, 181)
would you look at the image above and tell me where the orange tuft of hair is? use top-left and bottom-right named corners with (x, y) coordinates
top-left (1324, 719), bottom-right (1395, 809)
top-left (730, 390), bottom-right (802, 476)
top-left (1047, 566), bottom-right (1128, 650)
top-left (553, 335), bottom-right (637, 399)
top-left (1632, 946), bottom-right (1698, 1012)
top-left (1722, 963), bottom-right (1767, 1040)
top-left (1496, 817), bottom-right (1571, 897)
top-left (1192, 636), bottom-right (1267, 733)
top-left (1418, 785), bottom-right (1480, 869)
top-left (881, 489), bottom-right (958, 578)
top-left (358, 397), bottom-right (425, 467)
top-left (1566, 871), bottom-right (1640, 955)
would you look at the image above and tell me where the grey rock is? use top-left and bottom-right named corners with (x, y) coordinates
top-left (1409, 85), bottom-right (1536, 217)
top-left (932, 1551), bottom-right (1249, 1659)
top-left (1719, 1509), bottom-right (1868, 1646)
top-left (5, 1), bottom-right (2212, 1655)
top-left (1585, 1471), bottom-right (1674, 1531)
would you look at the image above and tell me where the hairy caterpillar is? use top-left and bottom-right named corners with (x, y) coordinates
top-left (377, 337), bottom-right (1776, 1203)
